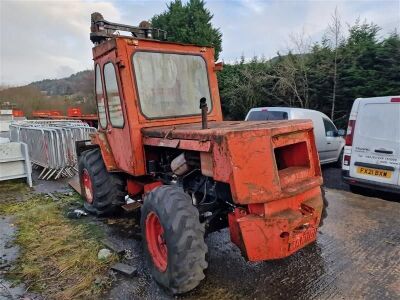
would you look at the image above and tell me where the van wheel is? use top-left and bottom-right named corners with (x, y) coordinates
top-left (141, 185), bottom-right (208, 294)
top-left (336, 148), bottom-right (344, 168)
top-left (78, 149), bottom-right (125, 216)
top-left (319, 187), bottom-right (328, 227)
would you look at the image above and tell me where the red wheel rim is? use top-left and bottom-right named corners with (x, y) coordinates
top-left (145, 212), bottom-right (168, 272)
top-left (82, 169), bottom-right (93, 204)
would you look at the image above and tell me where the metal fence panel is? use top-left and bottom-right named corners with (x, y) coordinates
top-left (9, 120), bottom-right (96, 180)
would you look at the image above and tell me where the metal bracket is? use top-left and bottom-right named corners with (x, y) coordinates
top-left (90, 12), bottom-right (167, 44)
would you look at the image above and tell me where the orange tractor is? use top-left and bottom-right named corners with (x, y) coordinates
top-left (77, 13), bottom-right (327, 294)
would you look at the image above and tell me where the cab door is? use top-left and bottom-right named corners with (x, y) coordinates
top-left (101, 57), bottom-right (134, 174)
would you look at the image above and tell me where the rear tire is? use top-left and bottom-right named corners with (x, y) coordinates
top-left (319, 187), bottom-right (328, 227)
top-left (78, 149), bottom-right (125, 216)
top-left (336, 148), bottom-right (344, 168)
top-left (141, 185), bottom-right (208, 294)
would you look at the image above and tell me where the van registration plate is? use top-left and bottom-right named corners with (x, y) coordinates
top-left (357, 167), bottom-right (392, 178)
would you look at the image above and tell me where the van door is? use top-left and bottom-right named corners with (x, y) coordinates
top-left (349, 98), bottom-right (400, 186)
top-left (322, 117), bottom-right (342, 163)
top-left (310, 115), bottom-right (326, 160)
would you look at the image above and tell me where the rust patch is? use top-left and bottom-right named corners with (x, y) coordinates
top-left (143, 137), bottom-right (179, 148)
top-left (143, 137), bottom-right (211, 152)
top-left (96, 132), bottom-right (118, 171)
top-left (200, 152), bottom-right (214, 177)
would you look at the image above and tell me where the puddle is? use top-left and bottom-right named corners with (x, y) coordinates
top-left (0, 216), bottom-right (25, 299)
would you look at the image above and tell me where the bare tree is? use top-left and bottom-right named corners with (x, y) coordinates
top-left (327, 7), bottom-right (343, 120)
top-left (272, 29), bottom-right (312, 108)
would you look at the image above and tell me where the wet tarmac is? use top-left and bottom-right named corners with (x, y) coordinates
top-left (104, 170), bottom-right (400, 300)
top-left (1, 167), bottom-right (399, 299)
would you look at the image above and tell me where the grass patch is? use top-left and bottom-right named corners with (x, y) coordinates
top-left (0, 190), bottom-right (117, 299)
top-left (0, 179), bottom-right (31, 203)
top-left (0, 180), bottom-right (28, 193)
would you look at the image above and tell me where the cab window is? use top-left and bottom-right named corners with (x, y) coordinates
top-left (95, 65), bottom-right (107, 129)
top-left (323, 118), bottom-right (337, 137)
top-left (104, 63), bottom-right (124, 127)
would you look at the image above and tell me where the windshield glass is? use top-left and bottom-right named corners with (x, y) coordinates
top-left (133, 52), bottom-right (211, 118)
top-left (247, 110), bottom-right (288, 121)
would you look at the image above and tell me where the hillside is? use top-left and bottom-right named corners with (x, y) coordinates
top-left (30, 70), bottom-right (94, 96)
top-left (0, 70), bottom-right (95, 116)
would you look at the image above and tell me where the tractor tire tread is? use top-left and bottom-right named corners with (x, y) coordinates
top-left (141, 185), bottom-right (207, 294)
top-left (79, 148), bottom-right (125, 216)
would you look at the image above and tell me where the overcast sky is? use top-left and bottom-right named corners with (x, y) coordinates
top-left (0, 0), bottom-right (399, 86)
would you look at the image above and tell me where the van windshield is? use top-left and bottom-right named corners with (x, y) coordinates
top-left (132, 52), bottom-right (211, 118)
top-left (247, 110), bottom-right (288, 121)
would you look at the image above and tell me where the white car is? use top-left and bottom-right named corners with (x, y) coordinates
top-left (342, 96), bottom-right (400, 194)
top-left (245, 107), bottom-right (345, 165)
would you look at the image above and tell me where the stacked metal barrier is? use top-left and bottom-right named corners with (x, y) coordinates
top-left (10, 120), bottom-right (96, 180)
top-left (0, 142), bottom-right (32, 187)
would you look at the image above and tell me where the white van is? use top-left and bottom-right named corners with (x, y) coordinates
top-left (342, 96), bottom-right (400, 194)
top-left (245, 107), bottom-right (345, 165)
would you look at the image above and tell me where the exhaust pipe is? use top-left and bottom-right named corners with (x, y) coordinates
top-left (200, 97), bottom-right (208, 129)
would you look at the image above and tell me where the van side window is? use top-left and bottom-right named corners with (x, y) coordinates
top-left (323, 118), bottom-right (337, 137)
top-left (104, 63), bottom-right (124, 127)
top-left (95, 65), bottom-right (107, 129)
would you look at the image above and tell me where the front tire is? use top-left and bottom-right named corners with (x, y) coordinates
top-left (141, 185), bottom-right (208, 294)
top-left (78, 149), bottom-right (125, 216)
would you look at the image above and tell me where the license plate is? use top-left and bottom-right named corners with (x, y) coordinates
top-left (357, 167), bottom-right (392, 178)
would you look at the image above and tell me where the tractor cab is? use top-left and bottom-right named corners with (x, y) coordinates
top-left (90, 13), bottom-right (223, 176)
top-left (79, 13), bottom-right (326, 295)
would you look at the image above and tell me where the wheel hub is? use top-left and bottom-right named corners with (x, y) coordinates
top-left (82, 169), bottom-right (93, 204)
top-left (145, 212), bottom-right (168, 272)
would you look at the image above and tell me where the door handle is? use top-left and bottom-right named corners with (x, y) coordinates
top-left (327, 142), bottom-right (331, 145)
top-left (375, 149), bottom-right (393, 154)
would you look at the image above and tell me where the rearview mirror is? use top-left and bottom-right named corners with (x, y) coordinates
top-left (337, 129), bottom-right (346, 137)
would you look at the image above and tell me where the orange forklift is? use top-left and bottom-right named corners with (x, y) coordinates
top-left (77, 13), bottom-right (327, 294)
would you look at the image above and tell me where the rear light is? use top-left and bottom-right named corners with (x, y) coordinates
top-left (391, 97), bottom-right (400, 103)
top-left (345, 119), bottom-right (356, 146)
top-left (343, 155), bottom-right (351, 166)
